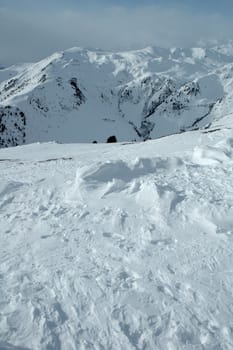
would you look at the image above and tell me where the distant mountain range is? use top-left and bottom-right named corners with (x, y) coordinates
top-left (1, 44), bottom-right (233, 147)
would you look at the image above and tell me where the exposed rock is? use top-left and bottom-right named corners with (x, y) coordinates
top-left (69, 78), bottom-right (86, 106)
top-left (0, 106), bottom-right (26, 147)
top-left (107, 135), bottom-right (117, 143)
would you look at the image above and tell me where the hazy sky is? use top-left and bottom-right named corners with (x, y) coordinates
top-left (1, 0), bottom-right (233, 65)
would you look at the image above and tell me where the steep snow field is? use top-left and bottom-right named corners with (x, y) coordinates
top-left (1, 123), bottom-right (233, 349)
top-left (2, 44), bottom-right (233, 146)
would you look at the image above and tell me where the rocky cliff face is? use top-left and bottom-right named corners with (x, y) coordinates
top-left (0, 106), bottom-right (26, 147)
top-left (0, 45), bottom-right (232, 147)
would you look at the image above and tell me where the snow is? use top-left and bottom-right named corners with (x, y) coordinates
top-left (1, 122), bottom-right (233, 349)
top-left (0, 63), bottom-right (32, 84)
top-left (2, 43), bottom-right (233, 349)
top-left (2, 43), bottom-right (233, 147)
top-left (191, 48), bottom-right (206, 60)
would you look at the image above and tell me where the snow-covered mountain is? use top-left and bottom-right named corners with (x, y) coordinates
top-left (1, 44), bottom-right (233, 147)
top-left (2, 43), bottom-right (233, 350)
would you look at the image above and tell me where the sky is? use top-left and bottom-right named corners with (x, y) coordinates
top-left (1, 0), bottom-right (233, 65)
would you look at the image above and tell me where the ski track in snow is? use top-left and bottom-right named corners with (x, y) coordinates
top-left (1, 131), bottom-right (233, 349)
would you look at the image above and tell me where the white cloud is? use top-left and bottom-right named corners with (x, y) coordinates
top-left (0, 5), bottom-right (232, 64)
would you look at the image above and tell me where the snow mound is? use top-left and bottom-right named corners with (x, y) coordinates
top-left (193, 145), bottom-right (230, 165)
top-left (192, 136), bottom-right (233, 165)
top-left (67, 157), bottom-right (183, 208)
top-left (78, 157), bottom-right (183, 183)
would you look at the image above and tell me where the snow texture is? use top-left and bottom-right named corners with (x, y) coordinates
top-left (1, 121), bottom-right (233, 349)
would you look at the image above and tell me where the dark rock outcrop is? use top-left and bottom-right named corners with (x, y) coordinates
top-left (0, 106), bottom-right (26, 147)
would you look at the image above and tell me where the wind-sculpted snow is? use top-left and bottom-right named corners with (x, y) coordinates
top-left (1, 44), bottom-right (233, 146)
top-left (77, 157), bottom-right (183, 184)
top-left (192, 136), bottom-right (233, 165)
top-left (1, 126), bottom-right (233, 349)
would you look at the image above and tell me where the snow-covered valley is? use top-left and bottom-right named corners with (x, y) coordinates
top-left (1, 120), bottom-right (233, 349)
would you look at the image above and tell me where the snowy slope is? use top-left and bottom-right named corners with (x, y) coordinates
top-left (1, 122), bottom-right (233, 349)
top-left (1, 44), bottom-right (233, 147)
top-left (0, 63), bottom-right (31, 83)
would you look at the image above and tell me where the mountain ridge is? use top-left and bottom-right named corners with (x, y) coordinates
top-left (1, 44), bottom-right (233, 147)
